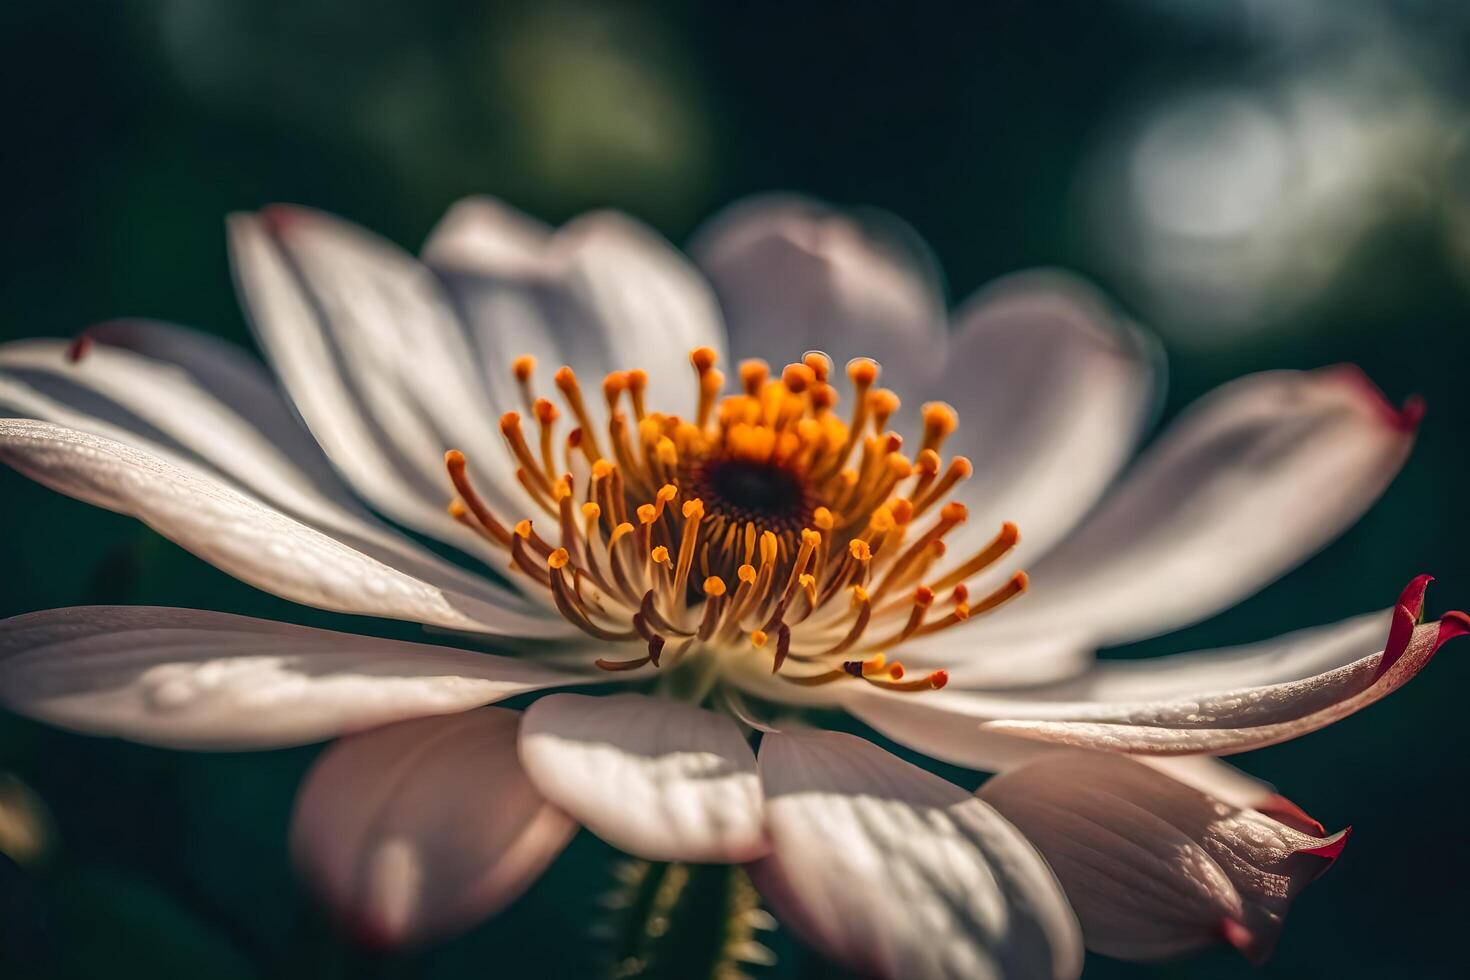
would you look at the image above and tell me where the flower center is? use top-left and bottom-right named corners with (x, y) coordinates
top-left (444, 348), bottom-right (1026, 693)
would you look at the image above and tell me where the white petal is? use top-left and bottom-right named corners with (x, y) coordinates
top-left (995, 609), bottom-right (1390, 703)
top-left (517, 693), bottom-right (766, 863)
top-left (0, 327), bottom-right (539, 618)
top-left (988, 366), bottom-right (1418, 647)
top-left (0, 419), bottom-right (557, 635)
top-left (229, 206), bottom-right (528, 547)
top-left (750, 729), bottom-right (1082, 980)
top-left (689, 194), bottom-right (946, 392)
top-left (857, 581), bottom-right (1466, 760)
top-left (857, 613), bottom-right (1390, 769)
top-left (978, 600), bottom-right (1468, 755)
top-left (0, 606), bottom-right (581, 749)
top-left (424, 196), bottom-right (728, 424)
top-left (913, 271), bottom-right (1162, 597)
top-left (978, 751), bottom-right (1347, 963)
top-left (292, 708), bottom-right (575, 947)
top-left (846, 688), bottom-right (1062, 773)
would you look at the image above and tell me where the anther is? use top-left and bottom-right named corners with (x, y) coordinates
top-left (869, 388), bottom-right (900, 431)
top-left (444, 449), bottom-right (512, 545)
top-left (920, 402), bottom-right (959, 454)
top-left (739, 359), bottom-right (769, 396)
top-left (554, 365), bottom-right (604, 460)
top-left (847, 357), bottom-right (879, 388)
top-left (782, 362), bottom-right (815, 393)
top-left (603, 371), bottom-right (628, 409)
top-left (625, 369), bottom-right (649, 420)
top-left (865, 669), bottom-right (949, 692)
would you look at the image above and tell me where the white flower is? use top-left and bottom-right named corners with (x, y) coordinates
top-left (0, 195), bottom-right (1461, 977)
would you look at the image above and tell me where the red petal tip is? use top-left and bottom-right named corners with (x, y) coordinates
top-left (65, 333), bottom-right (93, 363)
top-left (1395, 574), bottom-right (1434, 619)
top-left (1397, 394), bottom-right (1427, 430)
top-left (1299, 825), bottom-right (1352, 864)
top-left (260, 204), bottom-right (303, 235)
top-left (1257, 794), bottom-right (1327, 836)
top-left (1434, 611), bottom-right (1470, 652)
top-left (1327, 364), bottom-right (1425, 432)
top-left (1379, 575), bottom-right (1441, 679)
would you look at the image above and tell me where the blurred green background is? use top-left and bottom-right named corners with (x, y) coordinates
top-left (2, 1), bottom-right (1468, 977)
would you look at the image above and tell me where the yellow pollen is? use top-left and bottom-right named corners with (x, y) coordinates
top-left (922, 401), bottom-right (958, 436)
top-left (868, 388), bottom-right (899, 416)
top-left (803, 351), bottom-right (833, 381)
top-left (447, 346), bottom-right (1032, 691)
top-left (603, 371), bottom-right (628, 403)
top-left (691, 346), bottom-right (719, 372)
top-left (848, 357), bottom-right (879, 387)
top-left (782, 362), bottom-right (815, 393)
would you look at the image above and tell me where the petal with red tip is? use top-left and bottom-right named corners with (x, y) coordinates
top-left (0, 606), bottom-right (581, 749)
top-left (979, 751), bottom-right (1347, 964)
top-left (0, 325), bottom-right (538, 617)
top-left (0, 420), bottom-right (558, 636)
top-left (960, 367), bottom-right (1419, 649)
top-left (980, 598), bottom-right (1467, 755)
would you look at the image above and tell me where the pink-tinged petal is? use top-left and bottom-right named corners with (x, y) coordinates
top-left (750, 729), bottom-right (1083, 980)
top-left (292, 708), bottom-right (574, 948)
top-left (852, 612), bottom-right (1389, 770)
top-left (229, 205), bottom-right (531, 545)
top-left (688, 194), bottom-right (946, 393)
top-left (978, 580), bottom-right (1467, 755)
top-left (423, 196), bottom-right (727, 424)
top-left (978, 751), bottom-right (1347, 964)
top-left (0, 420), bottom-right (558, 636)
top-left (980, 366), bottom-right (1419, 647)
top-left (517, 693), bottom-right (766, 863)
top-left (0, 606), bottom-right (584, 749)
top-left (859, 581), bottom-right (1461, 759)
top-left (976, 609), bottom-right (1391, 702)
top-left (0, 327), bottom-right (542, 620)
top-left (911, 272), bottom-right (1162, 601)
